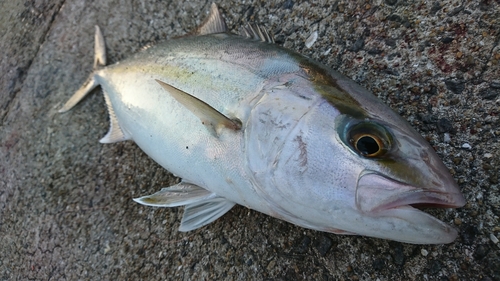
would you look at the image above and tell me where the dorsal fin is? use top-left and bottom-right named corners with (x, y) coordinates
top-left (239, 24), bottom-right (275, 43)
top-left (155, 79), bottom-right (241, 136)
top-left (99, 92), bottom-right (131, 143)
top-left (193, 3), bottom-right (228, 35)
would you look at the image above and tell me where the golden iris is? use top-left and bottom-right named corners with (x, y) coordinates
top-left (347, 122), bottom-right (391, 158)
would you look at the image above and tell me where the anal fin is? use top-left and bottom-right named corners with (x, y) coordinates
top-left (180, 197), bottom-right (235, 231)
top-left (99, 92), bottom-right (131, 143)
top-left (133, 182), bottom-right (215, 207)
top-left (155, 79), bottom-right (241, 136)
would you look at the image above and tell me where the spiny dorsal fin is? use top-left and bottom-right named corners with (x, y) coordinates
top-left (99, 92), bottom-right (131, 143)
top-left (133, 182), bottom-right (215, 207)
top-left (239, 24), bottom-right (275, 43)
top-left (179, 197), bottom-right (235, 231)
top-left (155, 79), bottom-right (241, 136)
top-left (193, 3), bottom-right (228, 35)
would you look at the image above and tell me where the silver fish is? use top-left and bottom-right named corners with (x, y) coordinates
top-left (60, 4), bottom-right (465, 244)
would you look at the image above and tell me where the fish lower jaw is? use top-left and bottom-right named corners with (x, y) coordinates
top-left (367, 205), bottom-right (458, 244)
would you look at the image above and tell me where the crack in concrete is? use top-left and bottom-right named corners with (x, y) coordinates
top-left (479, 33), bottom-right (500, 81)
top-left (0, 0), bottom-right (66, 127)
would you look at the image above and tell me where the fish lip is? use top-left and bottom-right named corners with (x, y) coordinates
top-left (356, 170), bottom-right (466, 214)
top-left (370, 188), bottom-right (465, 213)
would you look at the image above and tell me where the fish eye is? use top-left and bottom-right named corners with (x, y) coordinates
top-left (352, 134), bottom-right (383, 157)
top-left (347, 122), bottom-right (392, 158)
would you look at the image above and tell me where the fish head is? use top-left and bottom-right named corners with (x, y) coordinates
top-left (334, 70), bottom-right (466, 243)
top-left (335, 112), bottom-right (466, 243)
top-left (249, 72), bottom-right (465, 244)
top-left (336, 113), bottom-right (465, 209)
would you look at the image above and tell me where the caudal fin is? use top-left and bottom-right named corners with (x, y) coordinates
top-left (59, 26), bottom-right (107, 113)
top-left (93, 25), bottom-right (106, 69)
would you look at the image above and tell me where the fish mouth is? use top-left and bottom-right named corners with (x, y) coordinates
top-left (356, 170), bottom-right (465, 212)
top-left (355, 170), bottom-right (466, 244)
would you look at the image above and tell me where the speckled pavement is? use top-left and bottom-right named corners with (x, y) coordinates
top-left (1, 0), bottom-right (499, 280)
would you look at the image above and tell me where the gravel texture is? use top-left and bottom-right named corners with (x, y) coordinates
top-left (1, 0), bottom-right (499, 280)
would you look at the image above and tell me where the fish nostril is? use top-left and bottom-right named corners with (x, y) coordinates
top-left (420, 151), bottom-right (430, 163)
top-left (431, 180), bottom-right (441, 187)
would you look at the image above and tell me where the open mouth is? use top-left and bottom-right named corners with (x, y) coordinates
top-left (355, 170), bottom-right (466, 244)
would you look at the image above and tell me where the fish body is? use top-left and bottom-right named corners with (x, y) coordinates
top-left (60, 4), bottom-right (465, 244)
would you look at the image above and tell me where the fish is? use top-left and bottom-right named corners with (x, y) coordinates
top-left (59, 3), bottom-right (466, 244)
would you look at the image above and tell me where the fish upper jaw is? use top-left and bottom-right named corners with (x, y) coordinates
top-left (356, 170), bottom-right (465, 213)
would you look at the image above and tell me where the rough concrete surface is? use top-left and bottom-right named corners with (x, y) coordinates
top-left (1, 0), bottom-right (499, 280)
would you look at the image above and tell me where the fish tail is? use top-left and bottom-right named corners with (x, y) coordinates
top-left (93, 25), bottom-right (106, 69)
top-left (59, 25), bottom-right (106, 113)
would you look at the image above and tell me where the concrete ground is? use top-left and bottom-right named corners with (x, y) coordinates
top-left (1, 0), bottom-right (499, 280)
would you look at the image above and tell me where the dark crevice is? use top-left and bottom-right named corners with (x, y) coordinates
top-left (478, 21), bottom-right (500, 81)
top-left (0, 0), bottom-right (66, 127)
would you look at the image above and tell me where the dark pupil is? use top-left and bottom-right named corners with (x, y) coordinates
top-left (356, 136), bottom-right (379, 155)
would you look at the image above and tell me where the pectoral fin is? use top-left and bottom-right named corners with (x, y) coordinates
top-left (155, 79), bottom-right (241, 136)
top-left (133, 182), bottom-right (215, 207)
top-left (179, 197), bottom-right (235, 231)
